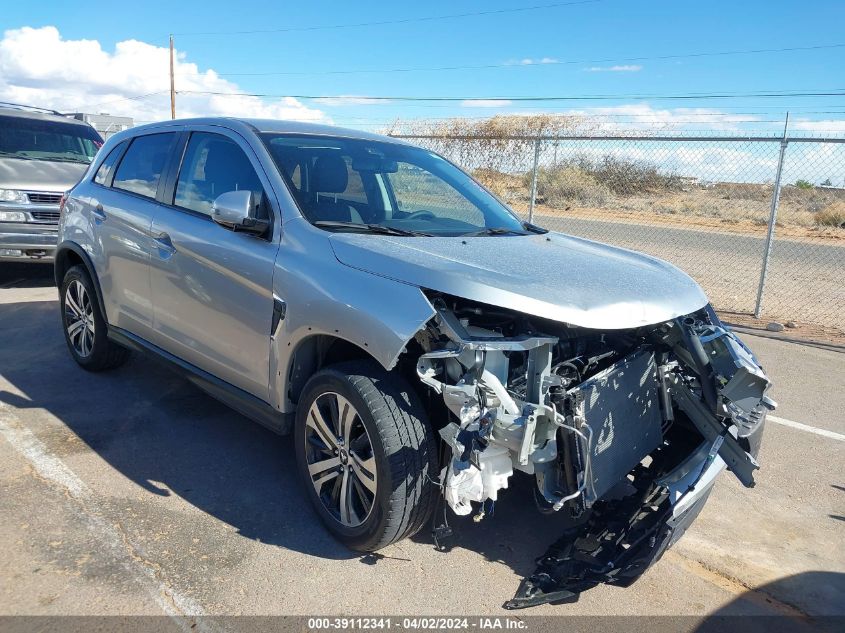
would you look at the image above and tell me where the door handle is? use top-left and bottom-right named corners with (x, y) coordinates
top-left (91, 201), bottom-right (106, 223)
top-left (152, 231), bottom-right (177, 258)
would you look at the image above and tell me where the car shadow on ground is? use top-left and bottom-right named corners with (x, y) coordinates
top-left (693, 572), bottom-right (845, 631)
top-left (0, 262), bottom-right (54, 289)
top-left (0, 286), bottom-right (569, 579)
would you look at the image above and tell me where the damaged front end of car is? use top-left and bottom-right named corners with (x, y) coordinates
top-left (413, 293), bottom-right (775, 609)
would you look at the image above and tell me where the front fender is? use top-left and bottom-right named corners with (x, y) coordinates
top-left (270, 220), bottom-right (436, 412)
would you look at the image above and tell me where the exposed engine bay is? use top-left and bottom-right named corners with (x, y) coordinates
top-left (413, 292), bottom-right (776, 609)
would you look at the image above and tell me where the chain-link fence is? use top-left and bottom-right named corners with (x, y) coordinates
top-left (391, 132), bottom-right (845, 335)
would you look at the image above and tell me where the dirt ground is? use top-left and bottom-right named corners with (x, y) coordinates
top-left (478, 170), bottom-right (845, 242)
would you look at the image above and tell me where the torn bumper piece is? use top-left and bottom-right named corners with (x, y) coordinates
top-left (504, 467), bottom-right (715, 610)
top-left (506, 404), bottom-right (768, 610)
top-left (505, 427), bottom-right (731, 610)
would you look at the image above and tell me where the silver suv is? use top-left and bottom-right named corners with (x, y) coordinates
top-left (0, 103), bottom-right (102, 262)
top-left (56, 118), bottom-right (774, 609)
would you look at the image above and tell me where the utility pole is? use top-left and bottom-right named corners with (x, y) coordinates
top-left (169, 34), bottom-right (176, 120)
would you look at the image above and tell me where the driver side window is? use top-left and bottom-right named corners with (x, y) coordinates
top-left (174, 132), bottom-right (264, 216)
top-left (386, 163), bottom-right (483, 225)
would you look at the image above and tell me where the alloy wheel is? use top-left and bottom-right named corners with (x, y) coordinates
top-left (304, 392), bottom-right (378, 527)
top-left (65, 279), bottom-right (95, 357)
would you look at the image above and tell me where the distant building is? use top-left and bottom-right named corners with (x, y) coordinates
top-left (71, 113), bottom-right (134, 139)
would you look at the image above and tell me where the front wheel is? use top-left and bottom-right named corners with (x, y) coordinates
top-left (60, 265), bottom-right (130, 371)
top-left (294, 360), bottom-right (439, 552)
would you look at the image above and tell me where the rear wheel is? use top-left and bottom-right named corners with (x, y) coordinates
top-left (60, 265), bottom-right (130, 371)
top-left (294, 360), bottom-right (438, 551)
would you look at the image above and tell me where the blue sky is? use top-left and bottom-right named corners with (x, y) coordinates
top-left (2, 0), bottom-right (844, 132)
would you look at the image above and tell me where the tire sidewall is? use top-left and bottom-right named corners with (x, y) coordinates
top-left (294, 368), bottom-right (395, 549)
top-left (60, 266), bottom-right (108, 369)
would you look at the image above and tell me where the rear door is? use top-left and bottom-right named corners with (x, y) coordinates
top-left (147, 127), bottom-right (279, 400)
top-left (89, 132), bottom-right (178, 340)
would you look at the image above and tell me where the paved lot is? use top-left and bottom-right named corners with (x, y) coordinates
top-left (1, 263), bottom-right (843, 624)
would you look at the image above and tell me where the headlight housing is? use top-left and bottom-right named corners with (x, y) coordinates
top-left (0, 210), bottom-right (28, 222)
top-left (0, 189), bottom-right (29, 204)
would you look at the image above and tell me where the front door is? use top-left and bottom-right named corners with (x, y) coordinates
top-left (147, 129), bottom-right (279, 401)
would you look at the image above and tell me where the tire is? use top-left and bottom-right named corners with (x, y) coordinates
top-left (60, 265), bottom-right (130, 372)
top-left (294, 360), bottom-right (439, 552)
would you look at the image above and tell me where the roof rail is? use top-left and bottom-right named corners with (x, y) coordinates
top-left (0, 101), bottom-right (64, 116)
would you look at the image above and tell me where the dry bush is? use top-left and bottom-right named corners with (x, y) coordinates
top-left (528, 166), bottom-right (610, 207)
top-left (574, 156), bottom-right (683, 195)
top-left (522, 156), bottom-right (681, 208)
top-left (383, 114), bottom-right (601, 179)
top-left (712, 182), bottom-right (773, 202)
top-left (815, 201), bottom-right (845, 227)
top-left (386, 113), bottom-right (593, 139)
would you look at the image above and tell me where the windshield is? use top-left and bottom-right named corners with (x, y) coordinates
top-left (261, 133), bottom-right (528, 236)
top-left (0, 115), bottom-right (103, 164)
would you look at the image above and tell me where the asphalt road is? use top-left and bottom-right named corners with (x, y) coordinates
top-left (1, 264), bottom-right (843, 626)
top-left (536, 215), bottom-right (845, 330)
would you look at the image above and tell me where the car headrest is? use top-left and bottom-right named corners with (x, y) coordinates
top-left (312, 154), bottom-right (348, 194)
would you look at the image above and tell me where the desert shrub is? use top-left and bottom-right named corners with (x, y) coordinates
top-left (583, 156), bottom-right (683, 195)
top-left (713, 182), bottom-right (773, 202)
top-left (781, 186), bottom-right (834, 205)
top-left (815, 201), bottom-right (845, 228)
top-left (384, 114), bottom-right (596, 179)
top-left (528, 165), bottom-right (610, 207)
top-left (795, 179), bottom-right (814, 190)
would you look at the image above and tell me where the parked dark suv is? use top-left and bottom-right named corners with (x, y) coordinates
top-left (0, 103), bottom-right (102, 262)
top-left (55, 117), bottom-right (774, 609)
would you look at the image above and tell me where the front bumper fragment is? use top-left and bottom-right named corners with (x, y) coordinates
top-left (504, 435), bottom-right (733, 610)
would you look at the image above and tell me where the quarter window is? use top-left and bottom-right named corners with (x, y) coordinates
top-left (112, 133), bottom-right (175, 199)
top-left (93, 141), bottom-right (128, 186)
top-left (174, 132), bottom-right (264, 216)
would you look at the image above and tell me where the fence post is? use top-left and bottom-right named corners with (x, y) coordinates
top-left (754, 113), bottom-right (789, 319)
top-left (528, 138), bottom-right (541, 223)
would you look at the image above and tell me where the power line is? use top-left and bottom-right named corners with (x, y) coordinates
top-left (171, 0), bottom-right (601, 36)
top-left (181, 89), bottom-right (845, 102)
top-left (76, 91), bottom-right (171, 111)
top-left (201, 43), bottom-right (845, 77)
top-left (334, 111), bottom-right (845, 121)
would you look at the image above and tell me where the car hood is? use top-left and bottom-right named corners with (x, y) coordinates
top-left (0, 157), bottom-right (89, 192)
top-left (329, 232), bottom-right (708, 329)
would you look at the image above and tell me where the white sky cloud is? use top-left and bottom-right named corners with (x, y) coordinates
top-left (585, 65), bottom-right (643, 72)
top-left (790, 118), bottom-right (845, 134)
top-left (0, 26), bottom-right (328, 124)
top-left (508, 57), bottom-right (558, 66)
top-left (561, 103), bottom-right (765, 132)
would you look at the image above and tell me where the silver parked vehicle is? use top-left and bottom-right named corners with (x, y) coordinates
top-left (0, 103), bottom-right (102, 262)
top-left (56, 118), bottom-right (775, 609)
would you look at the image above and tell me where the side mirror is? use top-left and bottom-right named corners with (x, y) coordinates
top-left (211, 190), bottom-right (269, 235)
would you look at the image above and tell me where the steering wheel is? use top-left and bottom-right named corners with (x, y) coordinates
top-left (402, 210), bottom-right (436, 221)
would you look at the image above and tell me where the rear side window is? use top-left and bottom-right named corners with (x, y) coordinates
top-left (112, 133), bottom-right (175, 199)
top-left (93, 141), bottom-right (128, 186)
top-left (174, 132), bottom-right (264, 216)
